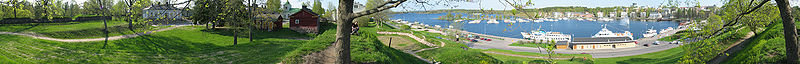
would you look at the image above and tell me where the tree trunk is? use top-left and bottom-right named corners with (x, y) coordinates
top-left (327, 0), bottom-right (355, 63)
top-left (776, 0), bottom-right (800, 63)
top-left (234, 27), bottom-right (238, 45)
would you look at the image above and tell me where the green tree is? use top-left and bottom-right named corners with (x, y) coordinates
top-left (311, 0), bottom-right (324, 15)
top-left (83, 0), bottom-right (112, 15)
top-left (264, 0), bottom-right (280, 13)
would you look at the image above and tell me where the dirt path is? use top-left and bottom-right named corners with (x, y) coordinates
top-left (707, 31), bottom-right (756, 64)
top-left (377, 32), bottom-right (437, 47)
top-left (0, 25), bottom-right (187, 42)
top-left (378, 31), bottom-right (447, 64)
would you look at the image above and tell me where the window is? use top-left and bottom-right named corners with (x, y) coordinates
top-left (295, 20), bottom-right (300, 24)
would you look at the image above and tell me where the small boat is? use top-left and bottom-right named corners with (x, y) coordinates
top-left (587, 18), bottom-right (595, 21)
top-left (576, 18), bottom-right (584, 21)
top-left (533, 19), bottom-right (544, 22)
top-left (454, 20), bottom-right (464, 22)
top-left (503, 20), bottom-right (516, 23)
top-left (660, 27), bottom-right (674, 33)
top-left (516, 18), bottom-right (529, 22)
top-left (468, 20), bottom-right (481, 24)
top-left (487, 19), bottom-right (500, 24)
top-left (643, 29), bottom-right (658, 38)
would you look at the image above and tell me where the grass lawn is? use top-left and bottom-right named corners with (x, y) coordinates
top-left (723, 23), bottom-right (788, 63)
top-left (377, 35), bottom-right (431, 50)
top-left (0, 20), bottom-right (128, 33)
top-left (508, 42), bottom-right (553, 48)
top-left (281, 23), bottom-right (428, 64)
top-left (0, 26), bottom-right (311, 63)
top-left (485, 53), bottom-right (590, 64)
top-left (480, 49), bottom-right (592, 58)
top-left (0, 20), bottom-right (162, 39)
top-left (593, 46), bottom-right (685, 64)
top-left (376, 22), bottom-right (502, 64)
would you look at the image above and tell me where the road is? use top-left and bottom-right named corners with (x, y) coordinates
top-left (469, 28), bottom-right (687, 58)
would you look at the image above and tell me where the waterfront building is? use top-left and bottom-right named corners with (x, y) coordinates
top-left (570, 37), bottom-right (637, 50)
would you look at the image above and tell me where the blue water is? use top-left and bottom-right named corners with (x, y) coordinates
top-left (390, 13), bottom-right (680, 39)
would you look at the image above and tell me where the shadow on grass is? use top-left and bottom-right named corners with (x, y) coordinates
top-left (95, 35), bottom-right (303, 63)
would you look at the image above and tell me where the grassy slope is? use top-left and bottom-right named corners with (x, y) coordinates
top-left (0, 20), bottom-right (160, 39)
top-left (0, 26), bottom-right (310, 63)
top-left (485, 53), bottom-right (589, 64)
top-left (480, 49), bottom-right (592, 58)
top-left (377, 22), bottom-right (502, 63)
top-left (0, 20), bottom-right (127, 32)
top-left (723, 23), bottom-right (788, 63)
top-left (594, 46), bottom-right (685, 64)
top-left (377, 35), bottom-right (431, 50)
top-left (281, 23), bottom-right (427, 64)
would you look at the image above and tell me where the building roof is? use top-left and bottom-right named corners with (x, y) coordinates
top-left (555, 41), bottom-right (569, 45)
top-left (571, 37), bottom-right (634, 44)
top-left (286, 8), bottom-right (301, 14)
top-left (290, 6), bottom-right (318, 16)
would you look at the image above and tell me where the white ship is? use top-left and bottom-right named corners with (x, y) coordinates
top-left (454, 20), bottom-right (464, 22)
top-left (592, 25), bottom-right (634, 39)
top-left (576, 18), bottom-right (584, 21)
top-left (487, 19), bottom-right (500, 24)
top-left (643, 29), bottom-right (657, 38)
top-left (503, 20), bottom-right (516, 23)
top-left (521, 30), bottom-right (572, 41)
top-left (468, 20), bottom-right (481, 24)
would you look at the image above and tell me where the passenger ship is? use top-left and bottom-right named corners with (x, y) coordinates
top-left (592, 25), bottom-right (634, 39)
top-left (520, 29), bottom-right (572, 41)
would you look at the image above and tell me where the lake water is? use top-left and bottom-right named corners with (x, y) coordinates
top-left (390, 13), bottom-right (680, 39)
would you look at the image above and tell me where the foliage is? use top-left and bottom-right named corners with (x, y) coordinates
top-left (311, 0), bottom-right (324, 16)
top-left (82, 0), bottom-right (113, 15)
top-left (264, 0), bottom-right (282, 13)
top-left (724, 22), bottom-right (788, 63)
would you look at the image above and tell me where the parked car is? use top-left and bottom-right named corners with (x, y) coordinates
top-left (643, 44), bottom-right (650, 47)
top-left (671, 41), bottom-right (682, 44)
top-left (485, 39), bottom-right (492, 41)
top-left (653, 41), bottom-right (661, 45)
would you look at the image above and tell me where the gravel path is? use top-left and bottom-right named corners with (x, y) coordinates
top-left (0, 25), bottom-right (187, 42)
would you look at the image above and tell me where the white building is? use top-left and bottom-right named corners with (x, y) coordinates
top-left (143, 5), bottom-right (182, 19)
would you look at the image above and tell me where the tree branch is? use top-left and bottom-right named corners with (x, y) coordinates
top-left (704, 0), bottom-right (770, 38)
top-left (351, 0), bottom-right (407, 19)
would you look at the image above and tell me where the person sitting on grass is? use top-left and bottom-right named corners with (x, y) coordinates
top-left (351, 22), bottom-right (360, 35)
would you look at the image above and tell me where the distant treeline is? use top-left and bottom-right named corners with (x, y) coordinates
top-left (0, 16), bottom-right (112, 24)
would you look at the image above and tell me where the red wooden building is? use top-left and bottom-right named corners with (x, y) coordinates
top-left (288, 5), bottom-right (320, 33)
